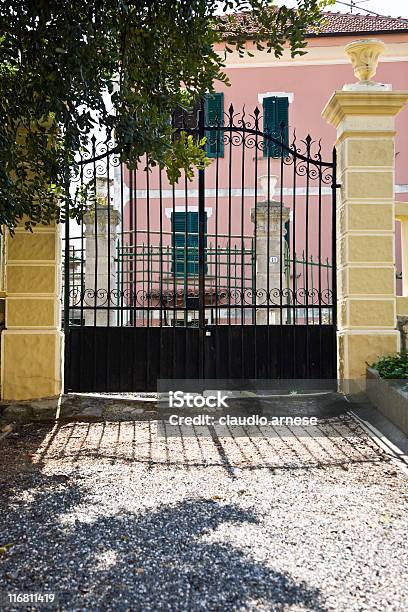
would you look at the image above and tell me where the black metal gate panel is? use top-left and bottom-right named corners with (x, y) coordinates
top-left (64, 104), bottom-right (337, 392)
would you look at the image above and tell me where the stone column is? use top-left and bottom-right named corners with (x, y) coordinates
top-left (84, 178), bottom-right (120, 326)
top-left (396, 202), bottom-right (408, 297)
top-left (1, 222), bottom-right (63, 400)
top-left (395, 202), bottom-right (408, 349)
top-left (251, 175), bottom-right (290, 324)
top-left (322, 39), bottom-right (408, 382)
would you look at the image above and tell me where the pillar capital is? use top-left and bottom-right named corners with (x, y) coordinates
top-left (322, 90), bottom-right (408, 139)
top-left (84, 205), bottom-right (120, 235)
top-left (251, 200), bottom-right (290, 230)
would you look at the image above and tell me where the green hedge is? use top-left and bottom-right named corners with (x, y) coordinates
top-left (371, 353), bottom-right (408, 379)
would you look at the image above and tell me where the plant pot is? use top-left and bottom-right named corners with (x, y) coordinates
top-left (366, 367), bottom-right (408, 435)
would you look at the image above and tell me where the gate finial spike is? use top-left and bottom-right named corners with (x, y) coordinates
top-left (291, 129), bottom-right (296, 149)
top-left (241, 105), bottom-right (246, 126)
top-left (254, 106), bottom-right (260, 129)
top-left (228, 103), bottom-right (234, 127)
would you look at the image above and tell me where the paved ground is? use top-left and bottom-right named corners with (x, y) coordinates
top-left (0, 411), bottom-right (407, 611)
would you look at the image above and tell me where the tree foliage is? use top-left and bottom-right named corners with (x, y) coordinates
top-left (0, 0), bottom-right (333, 231)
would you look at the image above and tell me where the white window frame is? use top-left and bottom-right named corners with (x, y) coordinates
top-left (165, 206), bottom-right (213, 219)
top-left (257, 91), bottom-right (294, 104)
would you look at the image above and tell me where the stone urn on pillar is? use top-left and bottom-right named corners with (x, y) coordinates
top-left (84, 177), bottom-right (121, 326)
top-left (251, 175), bottom-right (290, 324)
top-left (343, 39), bottom-right (389, 91)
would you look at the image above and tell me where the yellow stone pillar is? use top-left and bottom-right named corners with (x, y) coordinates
top-left (322, 39), bottom-right (408, 382)
top-left (395, 202), bottom-right (408, 297)
top-left (1, 222), bottom-right (63, 400)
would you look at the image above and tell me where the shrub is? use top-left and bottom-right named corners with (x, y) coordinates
top-left (371, 353), bottom-right (408, 379)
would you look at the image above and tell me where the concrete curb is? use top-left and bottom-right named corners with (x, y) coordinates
top-left (0, 393), bottom-right (158, 425)
top-left (0, 390), bottom-right (345, 424)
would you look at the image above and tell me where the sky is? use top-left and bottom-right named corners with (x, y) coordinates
top-left (216, 1), bottom-right (408, 20)
top-left (274, 0), bottom-right (408, 18)
top-left (325, 0), bottom-right (408, 18)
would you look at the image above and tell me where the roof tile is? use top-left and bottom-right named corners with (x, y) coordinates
top-left (220, 10), bottom-right (408, 38)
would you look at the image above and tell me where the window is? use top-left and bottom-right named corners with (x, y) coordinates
top-left (263, 96), bottom-right (289, 157)
top-left (204, 92), bottom-right (224, 158)
top-left (172, 101), bottom-right (200, 131)
top-left (172, 93), bottom-right (225, 158)
top-left (171, 211), bottom-right (207, 276)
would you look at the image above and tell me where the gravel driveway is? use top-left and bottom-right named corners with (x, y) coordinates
top-left (0, 412), bottom-right (407, 611)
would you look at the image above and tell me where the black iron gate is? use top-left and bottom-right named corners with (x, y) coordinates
top-left (64, 104), bottom-right (337, 392)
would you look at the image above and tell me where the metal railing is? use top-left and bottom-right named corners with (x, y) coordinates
top-left (62, 239), bottom-right (332, 326)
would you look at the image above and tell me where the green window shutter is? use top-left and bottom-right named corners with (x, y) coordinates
top-left (172, 212), bottom-right (187, 276)
top-left (263, 96), bottom-right (289, 158)
top-left (263, 96), bottom-right (275, 155)
top-left (276, 97), bottom-right (289, 150)
top-left (284, 219), bottom-right (290, 250)
top-left (171, 212), bottom-right (207, 276)
top-left (204, 93), bottom-right (224, 158)
top-left (187, 212), bottom-right (199, 275)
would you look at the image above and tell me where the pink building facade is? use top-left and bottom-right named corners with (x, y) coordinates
top-left (116, 13), bottom-right (408, 326)
top-left (212, 14), bottom-right (408, 296)
top-left (64, 12), bottom-right (408, 388)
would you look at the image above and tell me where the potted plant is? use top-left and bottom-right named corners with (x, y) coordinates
top-left (366, 354), bottom-right (408, 435)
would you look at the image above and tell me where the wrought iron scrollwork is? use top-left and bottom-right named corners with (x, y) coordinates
top-left (70, 286), bottom-right (333, 309)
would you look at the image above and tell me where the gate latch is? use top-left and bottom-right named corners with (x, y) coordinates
top-left (206, 330), bottom-right (212, 337)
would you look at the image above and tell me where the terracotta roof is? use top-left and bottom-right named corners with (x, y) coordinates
top-left (220, 11), bottom-right (408, 39)
top-left (316, 11), bottom-right (408, 35)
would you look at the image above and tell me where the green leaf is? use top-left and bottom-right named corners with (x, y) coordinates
top-left (0, 0), bottom-right (333, 231)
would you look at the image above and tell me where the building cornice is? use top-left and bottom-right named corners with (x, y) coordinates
top-left (220, 41), bottom-right (408, 70)
top-left (322, 91), bottom-right (408, 129)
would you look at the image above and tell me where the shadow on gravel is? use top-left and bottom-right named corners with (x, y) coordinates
top-left (0, 468), bottom-right (327, 611)
top-left (0, 417), bottom-right (383, 478)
